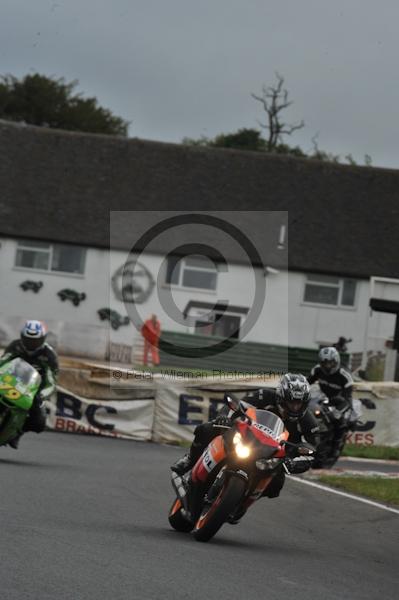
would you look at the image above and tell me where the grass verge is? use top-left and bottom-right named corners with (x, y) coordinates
top-left (342, 444), bottom-right (399, 461)
top-left (318, 475), bottom-right (399, 507)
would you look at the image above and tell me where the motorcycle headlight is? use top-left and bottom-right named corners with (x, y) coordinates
top-left (232, 432), bottom-right (251, 458)
top-left (235, 443), bottom-right (251, 459)
top-left (233, 432), bottom-right (242, 445)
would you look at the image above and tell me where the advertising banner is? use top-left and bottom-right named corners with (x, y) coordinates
top-left (152, 385), bottom-right (226, 444)
top-left (153, 383), bottom-right (399, 447)
top-left (43, 368), bottom-right (399, 447)
top-left (46, 385), bottom-right (155, 441)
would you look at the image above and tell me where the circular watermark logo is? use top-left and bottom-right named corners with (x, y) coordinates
top-left (121, 213), bottom-right (266, 358)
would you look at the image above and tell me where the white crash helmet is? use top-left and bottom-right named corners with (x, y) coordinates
top-left (319, 346), bottom-right (340, 374)
top-left (20, 320), bottom-right (47, 355)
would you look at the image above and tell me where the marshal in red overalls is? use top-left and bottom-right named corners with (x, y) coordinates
top-left (141, 314), bottom-right (161, 366)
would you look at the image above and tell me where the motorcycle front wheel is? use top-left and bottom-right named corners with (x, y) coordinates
top-left (193, 475), bottom-right (246, 542)
top-left (168, 498), bottom-right (194, 533)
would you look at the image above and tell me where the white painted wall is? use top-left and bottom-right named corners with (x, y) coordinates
top-left (0, 237), bottom-right (110, 357)
top-left (109, 247), bottom-right (289, 347)
top-left (287, 271), bottom-right (395, 352)
top-left (0, 236), bottom-right (395, 359)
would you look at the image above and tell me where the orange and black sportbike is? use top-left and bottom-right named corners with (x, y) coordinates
top-left (168, 394), bottom-right (314, 542)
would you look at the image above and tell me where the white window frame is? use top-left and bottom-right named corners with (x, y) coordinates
top-left (302, 274), bottom-right (357, 309)
top-left (166, 256), bottom-right (218, 292)
top-left (15, 240), bottom-right (51, 271)
top-left (14, 240), bottom-right (86, 276)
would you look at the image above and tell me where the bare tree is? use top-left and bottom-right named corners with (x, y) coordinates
top-left (251, 73), bottom-right (304, 152)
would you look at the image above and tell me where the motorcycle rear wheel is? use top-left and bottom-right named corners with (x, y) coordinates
top-left (193, 476), bottom-right (246, 542)
top-left (168, 498), bottom-right (194, 532)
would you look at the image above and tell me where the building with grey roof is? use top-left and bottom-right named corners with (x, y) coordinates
top-left (0, 120), bottom-right (398, 373)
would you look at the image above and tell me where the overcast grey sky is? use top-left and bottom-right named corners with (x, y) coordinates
top-left (2, 0), bottom-right (398, 168)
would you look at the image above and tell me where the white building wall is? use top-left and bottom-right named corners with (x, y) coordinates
top-left (109, 248), bottom-right (289, 346)
top-left (0, 236), bottom-right (395, 360)
top-left (0, 237), bottom-right (111, 357)
top-left (288, 271), bottom-right (395, 352)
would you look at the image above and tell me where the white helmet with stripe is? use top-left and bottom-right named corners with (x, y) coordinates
top-left (319, 346), bottom-right (340, 374)
top-left (20, 320), bottom-right (47, 354)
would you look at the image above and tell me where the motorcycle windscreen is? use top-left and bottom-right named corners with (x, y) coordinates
top-left (253, 410), bottom-right (286, 441)
top-left (0, 358), bottom-right (41, 409)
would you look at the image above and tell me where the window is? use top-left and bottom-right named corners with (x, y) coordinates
top-left (51, 244), bottom-right (86, 273)
top-left (303, 274), bottom-right (357, 307)
top-left (166, 255), bottom-right (217, 290)
top-left (15, 240), bottom-right (86, 274)
top-left (15, 240), bottom-right (51, 270)
top-left (194, 314), bottom-right (241, 339)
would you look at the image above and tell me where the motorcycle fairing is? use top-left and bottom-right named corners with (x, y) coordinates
top-left (0, 358), bottom-right (41, 411)
top-left (0, 358), bottom-right (41, 445)
top-left (191, 435), bottom-right (226, 484)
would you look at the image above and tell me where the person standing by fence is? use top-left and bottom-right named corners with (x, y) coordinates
top-left (141, 314), bottom-right (161, 366)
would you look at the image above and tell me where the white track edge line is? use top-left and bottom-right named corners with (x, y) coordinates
top-left (339, 456), bottom-right (399, 466)
top-left (288, 476), bottom-right (399, 515)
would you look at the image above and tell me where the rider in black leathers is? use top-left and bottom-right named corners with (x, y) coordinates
top-left (0, 320), bottom-right (58, 448)
top-left (172, 374), bottom-right (320, 513)
top-left (308, 346), bottom-right (355, 461)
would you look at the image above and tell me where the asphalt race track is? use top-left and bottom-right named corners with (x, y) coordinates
top-left (1, 433), bottom-right (398, 600)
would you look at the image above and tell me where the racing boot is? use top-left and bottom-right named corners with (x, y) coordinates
top-left (323, 445), bottom-right (343, 468)
top-left (171, 453), bottom-right (193, 475)
top-left (171, 442), bottom-right (203, 475)
top-left (329, 432), bottom-right (346, 464)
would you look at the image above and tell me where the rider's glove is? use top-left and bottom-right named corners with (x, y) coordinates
top-left (212, 415), bottom-right (232, 428)
top-left (285, 456), bottom-right (314, 474)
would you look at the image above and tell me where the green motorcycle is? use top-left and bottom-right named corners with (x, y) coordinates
top-left (0, 358), bottom-right (41, 447)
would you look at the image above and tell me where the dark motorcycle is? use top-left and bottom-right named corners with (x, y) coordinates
top-left (168, 394), bottom-right (314, 542)
top-left (309, 391), bottom-right (374, 468)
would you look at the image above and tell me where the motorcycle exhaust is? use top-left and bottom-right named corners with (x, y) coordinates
top-left (171, 471), bottom-right (191, 519)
